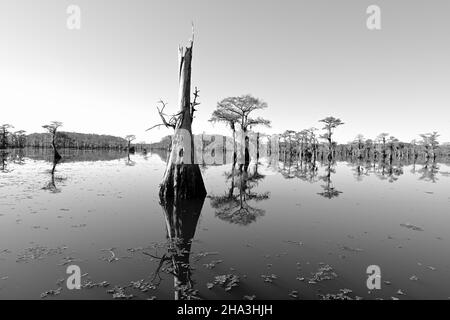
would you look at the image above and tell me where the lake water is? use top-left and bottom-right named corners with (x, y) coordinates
top-left (0, 149), bottom-right (449, 300)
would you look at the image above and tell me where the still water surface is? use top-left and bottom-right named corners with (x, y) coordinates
top-left (0, 149), bottom-right (449, 299)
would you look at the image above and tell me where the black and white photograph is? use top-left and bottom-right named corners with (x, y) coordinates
top-left (0, 0), bottom-right (449, 310)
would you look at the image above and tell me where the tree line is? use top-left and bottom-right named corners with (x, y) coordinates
top-left (148, 95), bottom-right (447, 167)
top-left (0, 123), bottom-right (129, 150)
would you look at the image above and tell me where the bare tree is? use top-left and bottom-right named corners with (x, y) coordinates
top-left (125, 135), bottom-right (136, 151)
top-left (42, 121), bottom-right (63, 160)
top-left (147, 29), bottom-right (206, 200)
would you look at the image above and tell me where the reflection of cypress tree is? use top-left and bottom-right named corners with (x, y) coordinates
top-left (0, 151), bottom-right (8, 172)
top-left (160, 197), bottom-right (204, 300)
top-left (209, 163), bottom-right (269, 225)
top-left (42, 157), bottom-right (62, 193)
top-left (125, 153), bottom-right (136, 166)
top-left (418, 158), bottom-right (439, 183)
top-left (318, 161), bottom-right (342, 199)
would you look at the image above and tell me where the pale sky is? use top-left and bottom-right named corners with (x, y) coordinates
top-left (1, 0), bottom-right (449, 144)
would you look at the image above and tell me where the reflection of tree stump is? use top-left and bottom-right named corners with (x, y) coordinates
top-left (160, 163), bottom-right (206, 200)
top-left (160, 197), bottom-right (204, 300)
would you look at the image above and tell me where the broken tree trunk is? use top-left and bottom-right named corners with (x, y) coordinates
top-left (159, 33), bottom-right (207, 200)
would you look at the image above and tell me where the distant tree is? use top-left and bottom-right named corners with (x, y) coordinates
top-left (295, 130), bottom-right (309, 158)
top-left (42, 121), bottom-right (63, 160)
top-left (318, 117), bottom-right (344, 160)
top-left (364, 139), bottom-right (374, 158)
top-left (0, 124), bottom-right (14, 149)
top-left (376, 133), bottom-right (389, 158)
top-left (306, 127), bottom-right (319, 161)
top-left (386, 136), bottom-right (399, 163)
top-left (420, 132), bottom-right (440, 160)
top-left (212, 95), bottom-right (270, 166)
top-left (354, 134), bottom-right (365, 158)
top-left (283, 130), bottom-right (296, 155)
top-left (209, 103), bottom-right (240, 162)
top-left (125, 135), bottom-right (136, 151)
top-left (215, 95), bottom-right (270, 133)
top-left (410, 139), bottom-right (418, 159)
top-left (13, 130), bottom-right (26, 148)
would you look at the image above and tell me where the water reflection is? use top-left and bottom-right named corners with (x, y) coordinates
top-left (418, 159), bottom-right (439, 183)
top-left (42, 157), bottom-right (65, 193)
top-left (318, 161), bottom-right (342, 199)
top-left (159, 197), bottom-right (204, 300)
top-left (0, 151), bottom-right (8, 172)
top-left (277, 156), bottom-right (319, 183)
top-left (125, 153), bottom-right (136, 166)
top-left (209, 162), bottom-right (270, 225)
top-left (0, 148), bottom-right (449, 300)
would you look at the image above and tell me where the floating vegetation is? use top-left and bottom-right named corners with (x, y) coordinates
top-left (71, 224), bottom-right (87, 228)
top-left (409, 275), bottom-right (419, 281)
top-left (261, 274), bottom-right (278, 283)
top-left (40, 287), bottom-right (62, 298)
top-left (82, 280), bottom-right (110, 289)
top-left (129, 279), bottom-right (156, 292)
top-left (400, 223), bottom-right (424, 231)
top-left (283, 240), bottom-right (303, 246)
top-left (212, 274), bottom-right (240, 291)
top-left (339, 245), bottom-right (363, 253)
top-left (203, 260), bottom-right (223, 269)
top-left (175, 284), bottom-right (201, 300)
top-left (289, 290), bottom-right (299, 299)
top-left (16, 245), bottom-right (67, 263)
top-left (58, 256), bottom-right (83, 266)
top-left (309, 264), bottom-right (338, 283)
top-left (396, 289), bottom-right (406, 296)
top-left (101, 248), bottom-right (119, 262)
top-left (107, 286), bottom-right (134, 299)
top-left (194, 251), bottom-right (220, 261)
top-left (319, 289), bottom-right (361, 300)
